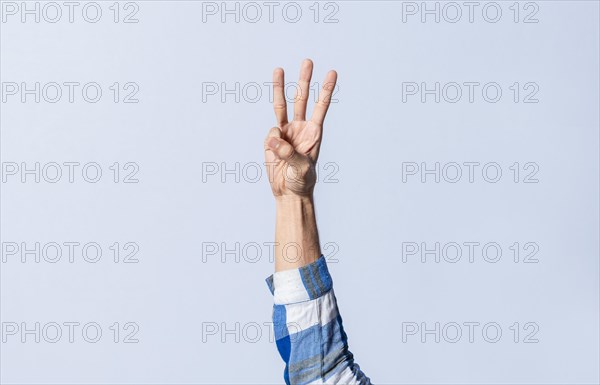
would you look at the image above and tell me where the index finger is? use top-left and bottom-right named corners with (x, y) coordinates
top-left (273, 67), bottom-right (288, 127)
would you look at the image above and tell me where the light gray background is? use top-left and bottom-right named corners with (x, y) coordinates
top-left (1, 1), bottom-right (599, 384)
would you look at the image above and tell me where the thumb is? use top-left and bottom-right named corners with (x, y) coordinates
top-left (267, 136), bottom-right (301, 167)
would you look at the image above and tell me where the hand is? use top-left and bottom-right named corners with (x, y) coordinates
top-left (264, 59), bottom-right (337, 199)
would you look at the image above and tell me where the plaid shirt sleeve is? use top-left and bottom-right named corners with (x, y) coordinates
top-left (266, 255), bottom-right (372, 385)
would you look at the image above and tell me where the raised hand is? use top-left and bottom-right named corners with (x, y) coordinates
top-left (264, 59), bottom-right (337, 198)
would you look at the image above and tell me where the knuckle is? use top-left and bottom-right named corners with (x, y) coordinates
top-left (294, 95), bottom-right (308, 103)
top-left (280, 145), bottom-right (294, 159)
top-left (323, 81), bottom-right (335, 92)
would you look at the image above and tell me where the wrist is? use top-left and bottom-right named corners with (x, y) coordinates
top-left (275, 194), bottom-right (314, 207)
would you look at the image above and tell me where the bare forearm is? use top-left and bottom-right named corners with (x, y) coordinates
top-left (274, 195), bottom-right (321, 272)
top-left (264, 60), bottom-right (370, 384)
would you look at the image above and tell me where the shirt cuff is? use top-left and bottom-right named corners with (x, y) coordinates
top-left (265, 255), bottom-right (333, 305)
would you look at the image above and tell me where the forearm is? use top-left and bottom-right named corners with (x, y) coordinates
top-left (264, 60), bottom-right (370, 384)
top-left (268, 198), bottom-right (372, 385)
top-left (274, 195), bottom-right (321, 272)
top-left (265, 254), bottom-right (372, 384)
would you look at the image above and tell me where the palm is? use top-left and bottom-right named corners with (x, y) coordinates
top-left (276, 120), bottom-right (321, 159)
top-left (265, 121), bottom-right (320, 196)
top-left (264, 60), bottom-right (337, 197)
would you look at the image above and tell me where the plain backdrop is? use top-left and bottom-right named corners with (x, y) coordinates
top-left (1, 1), bottom-right (599, 384)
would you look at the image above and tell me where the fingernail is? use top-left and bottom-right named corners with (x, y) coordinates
top-left (268, 137), bottom-right (280, 149)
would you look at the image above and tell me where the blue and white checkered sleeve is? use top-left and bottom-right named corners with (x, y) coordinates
top-left (266, 255), bottom-right (372, 385)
